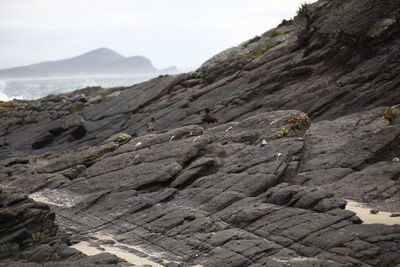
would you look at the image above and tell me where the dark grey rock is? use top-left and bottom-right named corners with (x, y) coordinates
top-left (1, 0), bottom-right (400, 266)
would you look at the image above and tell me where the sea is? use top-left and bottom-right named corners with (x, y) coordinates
top-left (0, 75), bottom-right (158, 101)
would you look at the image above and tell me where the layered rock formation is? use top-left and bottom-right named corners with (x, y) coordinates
top-left (0, 188), bottom-right (123, 266)
top-left (1, 0), bottom-right (400, 159)
top-left (1, 107), bottom-right (400, 266)
top-left (0, 0), bottom-right (400, 266)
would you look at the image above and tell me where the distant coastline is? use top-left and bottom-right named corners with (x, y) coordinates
top-left (0, 48), bottom-right (178, 79)
top-left (0, 74), bottom-right (159, 101)
top-left (0, 73), bottom-right (162, 82)
top-left (0, 47), bottom-right (180, 101)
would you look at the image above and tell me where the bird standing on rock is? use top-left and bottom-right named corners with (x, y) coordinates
top-left (198, 108), bottom-right (218, 130)
top-left (147, 117), bottom-right (159, 133)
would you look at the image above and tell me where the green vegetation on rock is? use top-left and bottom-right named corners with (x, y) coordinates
top-left (0, 101), bottom-right (14, 110)
top-left (268, 29), bottom-right (280, 37)
top-left (277, 127), bottom-right (290, 138)
top-left (70, 103), bottom-right (85, 113)
top-left (383, 107), bottom-right (394, 125)
top-left (254, 42), bottom-right (277, 58)
top-left (246, 35), bottom-right (261, 46)
top-left (329, 0), bottom-right (344, 10)
top-left (113, 133), bottom-right (132, 145)
top-left (297, 2), bottom-right (311, 16)
top-left (277, 113), bottom-right (311, 138)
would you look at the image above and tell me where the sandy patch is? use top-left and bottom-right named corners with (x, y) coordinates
top-left (346, 200), bottom-right (400, 225)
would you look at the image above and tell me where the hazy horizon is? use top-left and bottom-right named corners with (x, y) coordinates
top-left (0, 0), bottom-right (317, 70)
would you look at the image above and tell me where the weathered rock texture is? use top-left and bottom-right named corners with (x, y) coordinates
top-left (0, 188), bottom-right (123, 266)
top-left (1, 107), bottom-right (400, 266)
top-left (0, 0), bottom-right (400, 266)
top-left (1, 0), bottom-right (400, 159)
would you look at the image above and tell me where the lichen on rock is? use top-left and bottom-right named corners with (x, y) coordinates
top-left (112, 133), bottom-right (132, 146)
top-left (277, 112), bottom-right (311, 138)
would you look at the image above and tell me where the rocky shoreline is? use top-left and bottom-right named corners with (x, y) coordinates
top-left (1, 0), bottom-right (400, 266)
top-left (1, 107), bottom-right (400, 266)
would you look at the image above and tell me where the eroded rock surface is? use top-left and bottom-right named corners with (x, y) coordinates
top-left (1, 0), bottom-right (400, 159)
top-left (1, 0), bottom-right (400, 266)
top-left (0, 188), bottom-right (123, 266)
top-left (1, 108), bottom-right (399, 266)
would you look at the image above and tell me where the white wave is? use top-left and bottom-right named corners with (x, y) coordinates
top-left (0, 79), bottom-right (10, 101)
top-left (0, 80), bottom-right (24, 101)
top-left (83, 77), bottom-right (99, 87)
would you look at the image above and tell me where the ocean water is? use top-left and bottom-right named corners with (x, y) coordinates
top-left (0, 75), bottom-right (157, 101)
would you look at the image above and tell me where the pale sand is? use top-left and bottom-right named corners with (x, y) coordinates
top-left (92, 234), bottom-right (170, 260)
top-left (345, 200), bottom-right (400, 225)
top-left (71, 232), bottom-right (188, 267)
top-left (71, 241), bottom-right (104, 256)
top-left (29, 192), bottom-right (65, 207)
top-left (72, 240), bottom-right (164, 266)
top-left (273, 257), bottom-right (321, 263)
top-left (29, 189), bottom-right (80, 208)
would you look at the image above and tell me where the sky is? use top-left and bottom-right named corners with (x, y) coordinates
top-left (0, 0), bottom-right (316, 70)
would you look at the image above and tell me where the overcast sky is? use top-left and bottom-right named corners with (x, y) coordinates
top-left (0, 0), bottom-right (316, 70)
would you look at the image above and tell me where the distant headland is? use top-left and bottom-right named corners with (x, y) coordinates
top-left (0, 48), bottom-right (177, 79)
